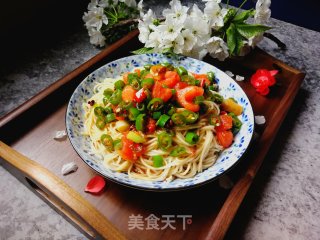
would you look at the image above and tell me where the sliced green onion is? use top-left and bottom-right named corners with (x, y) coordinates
top-left (147, 98), bottom-right (164, 111)
top-left (113, 139), bottom-right (122, 150)
top-left (171, 113), bottom-right (186, 126)
top-left (144, 64), bottom-right (152, 70)
top-left (152, 155), bottom-right (163, 167)
top-left (176, 66), bottom-right (188, 76)
top-left (95, 116), bottom-right (105, 130)
top-left (194, 96), bottom-right (205, 104)
top-left (128, 73), bottom-right (140, 90)
top-left (135, 114), bottom-right (146, 131)
top-left (152, 111), bottom-right (162, 120)
top-left (170, 146), bottom-right (187, 157)
top-left (105, 113), bottom-right (116, 123)
top-left (128, 107), bottom-right (140, 121)
top-left (209, 114), bottom-right (220, 126)
top-left (114, 80), bottom-right (125, 90)
top-left (207, 71), bottom-right (215, 82)
top-left (161, 62), bottom-right (173, 68)
top-left (156, 114), bottom-right (170, 127)
top-left (109, 89), bottom-right (122, 105)
top-left (181, 110), bottom-right (199, 124)
top-left (185, 132), bottom-right (199, 145)
top-left (104, 106), bottom-right (113, 114)
top-left (127, 131), bottom-right (146, 143)
top-left (195, 80), bottom-right (200, 86)
top-left (208, 84), bottom-right (219, 91)
top-left (228, 112), bottom-right (242, 135)
top-left (157, 132), bottom-right (172, 151)
top-left (167, 106), bottom-right (176, 116)
top-left (119, 101), bottom-right (133, 110)
top-left (103, 97), bottom-right (109, 105)
top-left (103, 88), bottom-right (113, 98)
top-left (94, 106), bottom-right (105, 117)
top-left (100, 134), bottom-right (114, 150)
top-left (136, 102), bottom-right (146, 112)
top-left (210, 93), bottom-right (224, 104)
top-left (141, 78), bottom-right (154, 89)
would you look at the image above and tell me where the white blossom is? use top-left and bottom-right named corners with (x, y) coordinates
top-left (235, 75), bottom-right (245, 81)
top-left (255, 0), bottom-right (271, 24)
top-left (171, 34), bottom-right (185, 54)
top-left (206, 37), bottom-right (229, 61)
top-left (255, 115), bottom-right (266, 125)
top-left (225, 70), bottom-right (234, 78)
top-left (157, 16), bottom-right (183, 41)
top-left (61, 162), bottom-right (78, 175)
top-left (120, 0), bottom-right (137, 8)
top-left (137, 0), bottom-right (144, 16)
top-left (88, 0), bottom-right (99, 10)
top-left (145, 31), bottom-right (162, 50)
top-left (88, 28), bottom-right (106, 47)
top-left (202, 0), bottom-right (221, 3)
top-left (83, 7), bottom-right (108, 30)
top-left (204, 1), bottom-right (228, 29)
top-left (162, 0), bottom-right (189, 24)
top-left (138, 9), bottom-right (156, 43)
top-left (181, 29), bottom-right (197, 52)
top-left (184, 45), bottom-right (208, 60)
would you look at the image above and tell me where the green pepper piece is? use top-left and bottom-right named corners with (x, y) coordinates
top-left (104, 106), bottom-right (113, 114)
top-left (156, 114), bottom-right (170, 127)
top-left (147, 98), bottom-right (164, 111)
top-left (128, 107), bottom-right (140, 121)
top-left (109, 89), bottom-right (122, 105)
top-left (208, 84), bottom-right (219, 91)
top-left (167, 106), bottom-right (176, 116)
top-left (103, 88), bottom-right (113, 98)
top-left (144, 64), bottom-right (152, 70)
top-left (181, 110), bottom-right (199, 124)
top-left (209, 114), bottom-right (220, 126)
top-left (152, 155), bottom-right (164, 167)
top-left (100, 134), bottom-right (114, 150)
top-left (135, 114), bottom-right (146, 131)
top-left (152, 111), bottom-right (162, 120)
top-left (170, 146), bottom-right (187, 157)
top-left (94, 106), bottom-right (105, 117)
top-left (207, 71), bottom-right (215, 82)
top-left (119, 101), bottom-right (133, 110)
top-left (114, 80), bottom-right (125, 90)
top-left (176, 66), bottom-right (188, 76)
top-left (96, 116), bottom-right (106, 130)
top-left (210, 93), bottom-right (224, 104)
top-left (105, 113), bottom-right (116, 123)
top-left (194, 96), bottom-right (205, 104)
top-left (157, 132), bottom-right (172, 151)
top-left (136, 102), bottom-right (146, 112)
top-left (228, 112), bottom-right (242, 135)
top-left (127, 131), bottom-right (146, 143)
top-left (141, 78), bottom-right (154, 89)
top-left (128, 73), bottom-right (140, 90)
top-left (171, 113), bottom-right (186, 126)
top-left (185, 132), bottom-right (199, 145)
top-left (113, 139), bottom-right (122, 150)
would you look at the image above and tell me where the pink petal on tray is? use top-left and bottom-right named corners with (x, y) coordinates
top-left (85, 176), bottom-right (106, 193)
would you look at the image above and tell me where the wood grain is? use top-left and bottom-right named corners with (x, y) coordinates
top-left (0, 32), bottom-right (305, 240)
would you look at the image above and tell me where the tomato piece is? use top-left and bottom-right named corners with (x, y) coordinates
top-left (144, 73), bottom-right (154, 79)
top-left (176, 86), bottom-right (204, 112)
top-left (152, 81), bottom-right (173, 102)
top-left (216, 130), bottom-right (233, 148)
top-left (134, 88), bottom-right (147, 103)
top-left (134, 69), bottom-right (141, 77)
top-left (123, 72), bottom-right (129, 84)
top-left (119, 135), bottom-right (144, 162)
top-left (151, 65), bottom-right (167, 75)
top-left (215, 114), bottom-right (233, 131)
top-left (161, 71), bottom-right (180, 88)
top-left (174, 82), bottom-right (189, 90)
top-left (122, 85), bottom-right (137, 102)
top-left (193, 73), bottom-right (210, 86)
top-left (146, 118), bottom-right (156, 133)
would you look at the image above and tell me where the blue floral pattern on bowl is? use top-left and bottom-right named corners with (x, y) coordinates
top-left (66, 54), bottom-right (254, 191)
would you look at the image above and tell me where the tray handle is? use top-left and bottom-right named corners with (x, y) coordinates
top-left (0, 141), bottom-right (126, 240)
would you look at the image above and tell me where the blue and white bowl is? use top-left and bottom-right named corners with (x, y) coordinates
top-left (66, 54), bottom-right (254, 191)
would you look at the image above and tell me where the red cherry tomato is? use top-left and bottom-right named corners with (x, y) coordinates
top-left (152, 81), bottom-right (173, 102)
top-left (118, 135), bottom-right (144, 162)
top-left (176, 86), bottom-right (204, 112)
top-left (216, 130), bottom-right (234, 148)
top-left (215, 114), bottom-right (233, 131)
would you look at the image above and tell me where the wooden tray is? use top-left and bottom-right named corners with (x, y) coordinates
top-left (0, 30), bottom-right (305, 240)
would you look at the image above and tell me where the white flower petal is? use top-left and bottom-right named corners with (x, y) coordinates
top-left (61, 162), bottom-right (78, 175)
top-left (235, 75), bottom-right (245, 81)
top-left (225, 70), bottom-right (234, 78)
top-left (255, 115), bottom-right (266, 125)
top-left (54, 130), bottom-right (67, 140)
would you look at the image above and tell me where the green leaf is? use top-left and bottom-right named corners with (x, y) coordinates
top-left (226, 23), bottom-right (237, 55)
top-left (223, 9), bottom-right (236, 25)
top-left (131, 47), bottom-right (154, 54)
top-left (233, 9), bottom-right (255, 23)
top-left (235, 23), bottom-right (271, 39)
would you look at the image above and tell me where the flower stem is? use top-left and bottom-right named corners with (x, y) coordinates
top-left (236, 0), bottom-right (248, 13)
top-left (263, 32), bottom-right (287, 50)
top-left (226, 0), bottom-right (230, 8)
